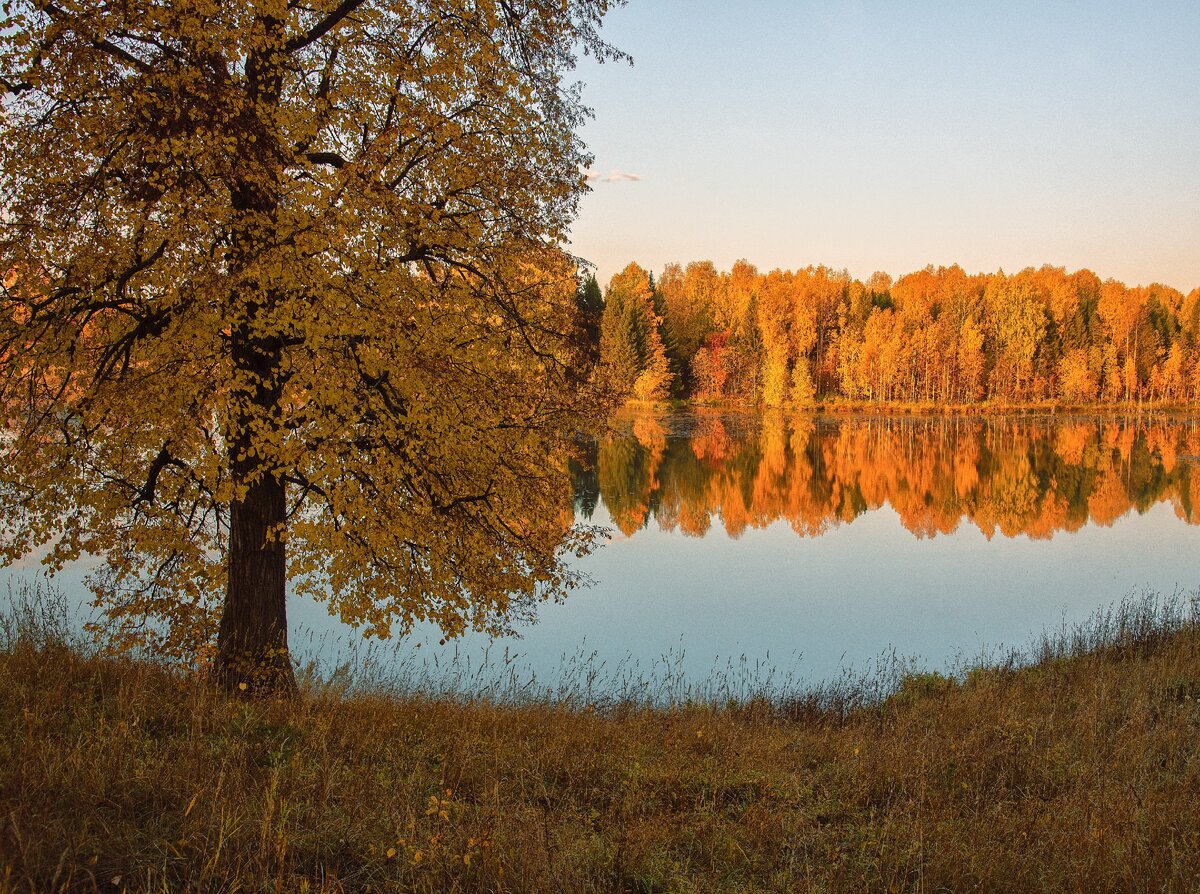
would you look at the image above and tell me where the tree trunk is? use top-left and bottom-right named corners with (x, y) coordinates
top-left (212, 320), bottom-right (294, 695)
top-left (210, 15), bottom-right (295, 695)
top-left (213, 472), bottom-right (295, 694)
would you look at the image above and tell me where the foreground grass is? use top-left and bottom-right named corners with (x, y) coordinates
top-left (3, 604), bottom-right (1200, 892)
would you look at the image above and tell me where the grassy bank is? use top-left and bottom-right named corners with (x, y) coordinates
top-left (3, 595), bottom-right (1200, 892)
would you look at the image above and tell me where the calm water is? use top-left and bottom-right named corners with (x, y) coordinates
top-left (296, 408), bottom-right (1200, 689)
top-left (542, 408), bottom-right (1200, 684)
top-left (12, 409), bottom-right (1200, 691)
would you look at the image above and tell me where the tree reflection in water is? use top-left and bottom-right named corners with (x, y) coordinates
top-left (573, 408), bottom-right (1200, 541)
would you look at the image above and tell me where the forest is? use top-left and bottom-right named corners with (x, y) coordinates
top-left (584, 261), bottom-right (1200, 406)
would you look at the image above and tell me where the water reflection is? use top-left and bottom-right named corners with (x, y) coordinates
top-left (11, 408), bottom-right (1196, 692)
top-left (574, 409), bottom-right (1200, 540)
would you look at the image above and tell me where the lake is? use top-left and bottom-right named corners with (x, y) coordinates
top-left (288, 407), bottom-right (1200, 694)
top-left (11, 408), bottom-right (1200, 696)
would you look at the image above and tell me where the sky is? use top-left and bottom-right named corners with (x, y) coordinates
top-left (566, 0), bottom-right (1200, 292)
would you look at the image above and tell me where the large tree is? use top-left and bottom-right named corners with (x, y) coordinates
top-left (0, 0), bottom-right (624, 691)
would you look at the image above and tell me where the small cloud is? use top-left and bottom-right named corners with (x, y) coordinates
top-left (583, 168), bottom-right (642, 183)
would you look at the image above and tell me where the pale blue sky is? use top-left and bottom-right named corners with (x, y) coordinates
top-left (568, 0), bottom-right (1200, 292)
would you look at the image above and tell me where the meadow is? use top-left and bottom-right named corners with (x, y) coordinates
top-left (3, 586), bottom-right (1200, 892)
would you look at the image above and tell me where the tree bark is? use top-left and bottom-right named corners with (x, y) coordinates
top-left (211, 301), bottom-right (295, 695)
top-left (214, 472), bottom-right (295, 694)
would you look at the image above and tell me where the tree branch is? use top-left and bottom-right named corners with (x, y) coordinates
top-left (132, 444), bottom-right (186, 507)
top-left (1, 76), bottom-right (33, 95)
top-left (304, 150), bottom-right (347, 168)
top-left (92, 37), bottom-right (153, 72)
top-left (38, 3), bottom-right (155, 73)
top-left (284, 0), bottom-right (368, 53)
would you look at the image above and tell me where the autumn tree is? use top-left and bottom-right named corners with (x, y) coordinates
top-left (985, 272), bottom-right (1047, 400)
top-left (0, 0), bottom-right (625, 691)
top-left (599, 262), bottom-right (673, 401)
top-left (785, 270), bottom-right (818, 403)
top-left (957, 317), bottom-right (987, 402)
top-left (756, 270), bottom-right (794, 406)
top-left (1058, 349), bottom-right (1098, 402)
top-left (656, 260), bottom-right (721, 392)
top-left (718, 259), bottom-right (762, 400)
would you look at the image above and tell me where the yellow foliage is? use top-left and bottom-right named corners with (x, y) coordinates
top-left (0, 0), bottom-right (621, 675)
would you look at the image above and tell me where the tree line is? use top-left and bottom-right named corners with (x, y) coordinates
top-left (583, 261), bottom-right (1200, 405)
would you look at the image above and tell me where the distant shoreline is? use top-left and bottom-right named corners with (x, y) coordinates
top-left (617, 398), bottom-right (1200, 417)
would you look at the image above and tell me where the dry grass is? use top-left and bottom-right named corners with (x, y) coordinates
top-left (3, 589), bottom-right (1200, 892)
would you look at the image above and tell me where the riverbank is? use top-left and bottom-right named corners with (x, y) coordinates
top-left (4, 596), bottom-right (1199, 892)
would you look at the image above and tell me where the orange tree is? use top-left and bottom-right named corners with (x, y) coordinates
top-left (0, 0), bottom-right (623, 691)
